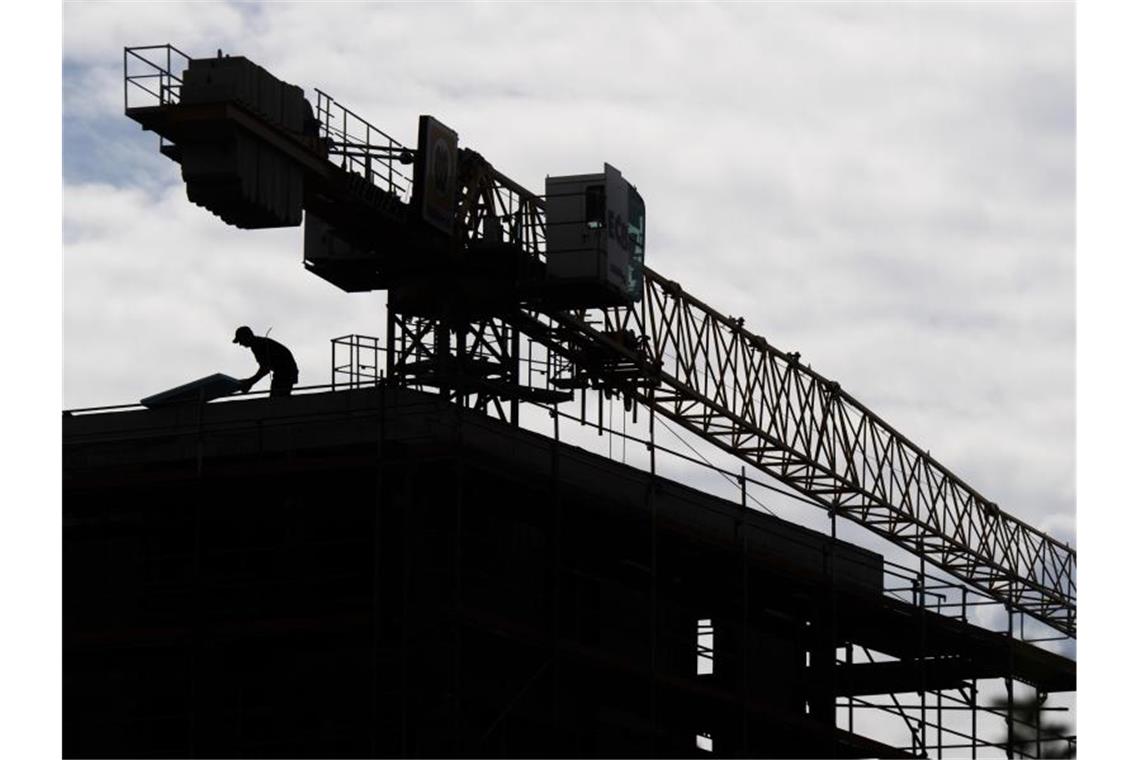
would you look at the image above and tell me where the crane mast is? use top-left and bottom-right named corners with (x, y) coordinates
top-left (122, 44), bottom-right (1076, 638)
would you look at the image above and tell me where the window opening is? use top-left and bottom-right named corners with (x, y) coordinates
top-left (625, 185), bottom-right (645, 300)
top-left (585, 185), bottom-right (604, 229)
top-left (697, 618), bottom-right (714, 675)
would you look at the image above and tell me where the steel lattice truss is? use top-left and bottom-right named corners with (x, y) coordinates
top-left (455, 151), bottom-right (547, 256)
top-left (514, 267), bottom-right (1076, 637)
top-left (388, 312), bottom-right (522, 422)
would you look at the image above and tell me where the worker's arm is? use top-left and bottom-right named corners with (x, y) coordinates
top-left (239, 364), bottom-right (270, 393)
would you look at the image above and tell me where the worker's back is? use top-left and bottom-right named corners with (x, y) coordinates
top-left (250, 336), bottom-right (298, 377)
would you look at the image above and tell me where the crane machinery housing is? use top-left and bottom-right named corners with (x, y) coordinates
top-left (60, 44), bottom-right (1076, 758)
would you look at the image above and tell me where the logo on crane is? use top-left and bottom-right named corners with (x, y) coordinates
top-left (432, 138), bottom-right (451, 194)
top-left (416, 115), bottom-right (458, 235)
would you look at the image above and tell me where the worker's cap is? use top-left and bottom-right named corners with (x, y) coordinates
top-left (233, 326), bottom-right (254, 344)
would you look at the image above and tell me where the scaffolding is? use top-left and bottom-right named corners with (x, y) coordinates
top-left (322, 333), bottom-right (1076, 758)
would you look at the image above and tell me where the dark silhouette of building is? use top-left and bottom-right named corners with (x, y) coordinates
top-left (62, 387), bottom-right (1074, 758)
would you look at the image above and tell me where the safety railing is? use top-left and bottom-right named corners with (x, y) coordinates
top-left (123, 44), bottom-right (191, 111)
top-left (459, 162), bottom-right (549, 259)
top-left (331, 334), bottom-right (385, 390)
top-left (313, 89), bottom-right (415, 202)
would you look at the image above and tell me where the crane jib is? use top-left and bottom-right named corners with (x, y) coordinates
top-left (523, 268), bottom-right (1075, 637)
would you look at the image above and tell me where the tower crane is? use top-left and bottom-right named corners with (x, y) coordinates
top-left (121, 44), bottom-right (1076, 638)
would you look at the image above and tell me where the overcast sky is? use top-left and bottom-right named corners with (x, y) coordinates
top-left (57, 1), bottom-right (1076, 749)
top-left (63, 2), bottom-right (1074, 548)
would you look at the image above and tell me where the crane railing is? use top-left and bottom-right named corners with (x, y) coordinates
top-left (456, 150), bottom-right (547, 259)
top-left (312, 88), bottom-right (415, 202)
top-left (123, 44), bottom-right (191, 110)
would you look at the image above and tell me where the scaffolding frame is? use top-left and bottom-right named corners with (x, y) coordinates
top-left (324, 334), bottom-right (1075, 759)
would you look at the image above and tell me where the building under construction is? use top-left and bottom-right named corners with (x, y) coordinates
top-left (62, 46), bottom-right (1076, 758)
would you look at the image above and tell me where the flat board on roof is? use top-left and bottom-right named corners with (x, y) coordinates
top-left (140, 373), bottom-right (243, 408)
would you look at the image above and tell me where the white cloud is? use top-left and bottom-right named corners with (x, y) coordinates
top-left (63, 3), bottom-right (1073, 549)
top-left (63, 1), bottom-right (246, 63)
top-left (64, 182), bottom-right (384, 405)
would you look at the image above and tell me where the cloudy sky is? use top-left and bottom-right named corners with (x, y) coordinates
top-left (63, 1), bottom-right (1074, 546)
top-left (52, 0), bottom-right (1085, 751)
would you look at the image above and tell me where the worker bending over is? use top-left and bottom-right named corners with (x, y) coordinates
top-left (233, 326), bottom-right (299, 397)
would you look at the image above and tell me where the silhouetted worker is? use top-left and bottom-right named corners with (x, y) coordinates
top-left (233, 326), bottom-right (299, 397)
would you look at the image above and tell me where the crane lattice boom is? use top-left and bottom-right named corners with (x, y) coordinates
top-left (517, 268), bottom-right (1075, 636)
